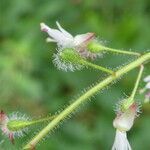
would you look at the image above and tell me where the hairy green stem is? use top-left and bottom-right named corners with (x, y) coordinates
top-left (81, 60), bottom-right (114, 74)
top-left (122, 65), bottom-right (144, 110)
top-left (104, 47), bottom-right (140, 56)
top-left (23, 52), bottom-right (150, 149)
top-left (31, 115), bottom-right (56, 124)
top-left (87, 42), bottom-right (140, 56)
top-left (60, 48), bottom-right (114, 74)
top-left (130, 65), bottom-right (144, 100)
top-left (7, 116), bottom-right (56, 131)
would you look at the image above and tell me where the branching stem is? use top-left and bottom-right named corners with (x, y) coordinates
top-left (23, 52), bottom-right (150, 149)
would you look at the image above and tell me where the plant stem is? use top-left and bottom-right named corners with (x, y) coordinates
top-left (60, 47), bottom-right (114, 74)
top-left (81, 60), bottom-right (114, 74)
top-left (87, 42), bottom-right (140, 56)
top-left (31, 115), bottom-right (56, 125)
top-left (23, 52), bottom-right (150, 149)
top-left (7, 116), bottom-right (56, 131)
top-left (104, 47), bottom-right (140, 56)
top-left (122, 65), bottom-right (144, 110)
top-left (130, 65), bottom-right (144, 100)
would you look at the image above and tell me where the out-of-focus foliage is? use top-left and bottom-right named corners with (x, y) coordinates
top-left (0, 0), bottom-right (150, 149)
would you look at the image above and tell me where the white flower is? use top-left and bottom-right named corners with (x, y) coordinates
top-left (145, 92), bottom-right (150, 103)
top-left (144, 75), bottom-right (150, 89)
top-left (140, 75), bottom-right (150, 103)
top-left (40, 22), bottom-right (98, 59)
top-left (144, 75), bottom-right (150, 82)
top-left (40, 21), bottom-right (95, 48)
top-left (112, 103), bottom-right (138, 150)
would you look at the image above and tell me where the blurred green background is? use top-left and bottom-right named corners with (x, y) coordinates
top-left (0, 0), bottom-right (150, 149)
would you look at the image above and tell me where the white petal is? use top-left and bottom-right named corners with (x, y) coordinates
top-left (40, 22), bottom-right (73, 47)
top-left (145, 92), bottom-right (150, 103)
top-left (46, 29), bottom-right (66, 43)
top-left (139, 88), bottom-right (146, 94)
top-left (46, 37), bottom-right (56, 43)
top-left (112, 130), bottom-right (132, 150)
top-left (40, 23), bottom-right (50, 32)
top-left (74, 33), bottom-right (95, 46)
top-left (40, 22), bottom-right (63, 40)
top-left (144, 75), bottom-right (150, 82)
top-left (56, 21), bottom-right (73, 39)
top-left (145, 82), bottom-right (150, 89)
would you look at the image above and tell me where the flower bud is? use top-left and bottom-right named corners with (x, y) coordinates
top-left (53, 48), bottom-right (84, 72)
top-left (0, 111), bottom-right (30, 143)
top-left (87, 40), bottom-right (106, 53)
top-left (53, 47), bottom-right (114, 74)
top-left (0, 111), bottom-right (55, 143)
top-left (113, 103), bottom-right (138, 132)
top-left (112, 102), bottom-right (139, 150)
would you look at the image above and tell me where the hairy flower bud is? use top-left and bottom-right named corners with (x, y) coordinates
top-left (0, 111), bottom-right (55, 143)
top-left (113, 103), bottom-right (138, 132)
top-left (87, 40), bottom-right (106, 53)
top-left (0, 111), bottom-right (29, 143)
top-left (112, 102), bottom-right (139, 150)
top-left (53, 48), bottom-right (84, 72)
top-left (53, 47), bottom-right (114, 74)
